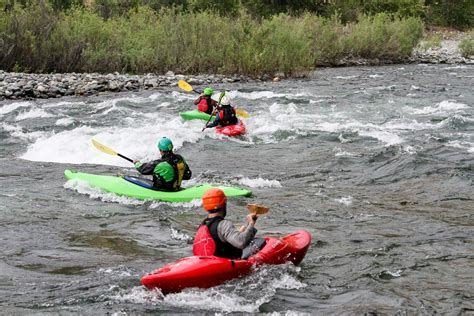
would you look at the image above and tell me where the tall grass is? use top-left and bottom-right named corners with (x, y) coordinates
top-left (0, 4), bottom-right (424, 75)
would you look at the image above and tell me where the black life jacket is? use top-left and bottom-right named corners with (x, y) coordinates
top-left (196, 216), bottom-right (242, 259)
top-left (204, 98), bottom-right (214, 115)
top-left (158, 152), bottom-right (187, 191)
top-left (218, 105), bottom-right (238, 126)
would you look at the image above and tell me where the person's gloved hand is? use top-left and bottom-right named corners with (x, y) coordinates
top-left (246, 213), bottom-right (258, 226)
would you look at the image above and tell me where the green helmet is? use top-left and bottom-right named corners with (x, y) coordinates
top-left (203, 88), bottom-right (213, 96)
top-left (158, 137), bottom-right (173, 152)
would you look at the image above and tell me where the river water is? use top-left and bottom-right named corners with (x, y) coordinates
top-left (1, 64), bottom-right (473, 314)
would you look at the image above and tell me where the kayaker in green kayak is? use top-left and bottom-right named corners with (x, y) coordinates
top-left (133, 137), bottom-right (192, 191)
top-left (194, 87), bottom-right (218, 115)
top-left (193, 188), bottom-right (257, 259)
top-left (204, 96), bottom-right (238, 129)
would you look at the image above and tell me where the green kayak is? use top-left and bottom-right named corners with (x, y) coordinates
top-left (64, 170), bottom-right (251, 202)
top-left (179, 110), bottom-right (215, 121)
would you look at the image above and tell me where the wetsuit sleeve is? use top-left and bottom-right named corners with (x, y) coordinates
top-left (206, 115), bottom-right (220, 128)
top-left (194, 96), bottom-right (203, 105)
top-left (217, 219), bottom-right (257, 249)
top-left (135, 160), bottom-right (160, 175)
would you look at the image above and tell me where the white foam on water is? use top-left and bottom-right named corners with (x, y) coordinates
top-left (1, 122), bottom-right (50, 141)
top-left (64, 179), bottom-right (145, 205)
top-left (387, 269), bottom-right (403, 277)
top-left (149, 199), bottom-right (202, 209)
top-left (401, 145), bottom-right (422, 155)
top-left (245, 102), bottom-right (410, 146)
top-left (21, 115), bottom-right (205, 165)
top-left (163, 288), bottom-right (263, 313)
top-left (148, 92), bottom-right (162, 100)
top-left (271, 273), bottom-right (307, 290)
top-left (446, 140), bottom-right (474, 153)
top-left (382, 119), bottom-right (436, 130)
top-left (0, 101), bottom-right (32, 115)
top-left (238, 177), bottom-right (282, 188)
top-left (334, 148), bottom-right (356, 157)
top-left (43, 100), bottom-right (86, 108)
top-left (335, 75), bottom-right (358, 80)
top-left (444, 65), bottom-right (468, 70)
top-left (309, 99), bottom-right (326, 104)
top-left (335, 196), bottom-right (353, 206)
top-left (112, 286), bottom-right (164, 305)
top-left (267, 311), bottom-right (312, 316)
top-left (162, 266), bottom-right (306, 313)
top-left (98, 266), bottom-right (133, 277)
top-left (438, 100), bottom-right (469, 111)
top-left (357, 129), bottom-right (403, 146)
top-left (170, 228), bottom-right (192, 242)
top-left (408, 100), bottom-right (469, 115)
top-left (171, 90), bottom-right (196, 102)
top-left (55, 117), bottom-right (75, 126)
top-left (15, 108), bottom-right (54, 121)
top-left (231, 90), bottom-right (288, 100)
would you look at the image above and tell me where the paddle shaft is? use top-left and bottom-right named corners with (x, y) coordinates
top-left (118, 153), bottom-right (134, 163)
top-left (203, 91), bottom-right (225, 131)
top-left (91, 139), bottom-right (135, 164)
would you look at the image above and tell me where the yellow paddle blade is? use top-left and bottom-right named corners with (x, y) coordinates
top-left (91, 139), bottom-right (118, 156)
top-left (247, 204), bottom-right (269, 215)
top-left (236, 108), bottom-right (250, 118)
top-left (178, 79), bottom-right (193, 92)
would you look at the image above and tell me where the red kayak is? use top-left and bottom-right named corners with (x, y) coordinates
top-left (215, 120), bottom-right (246, 137)
top-left (141, 230), bottom-right (311, 294)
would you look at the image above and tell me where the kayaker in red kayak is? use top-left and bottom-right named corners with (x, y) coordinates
top-left (133, 137), bottom-right (191, 191)
top-left (193, 188), bottom-right (257, 259)
top-left (194, 87), bottom-right (218, 115)
top-left (204, 96), bottom-right (238, 129)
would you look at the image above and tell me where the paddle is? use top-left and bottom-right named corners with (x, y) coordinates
top-left (178, 79), bottom-right (199, 94)
top-left (178, 79), bottom-right (250, 118)
top-left (247, 204), bottom-right (269, 219)
top-left (202, 91), bottom-right (225, 131)
top-left (239, 204), bottom-right (269, 232)
top-left (91, 139), bottom-right (134, 164)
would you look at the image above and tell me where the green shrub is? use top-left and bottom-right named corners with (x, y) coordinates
top-left (0, 4), bottom-right (425, 75)
top-left (343, 13), bottom-right (423, 59)
top-left (419, 33), bottom-right (442, 50)
top-left (459, 31), bottom-right (474, 57)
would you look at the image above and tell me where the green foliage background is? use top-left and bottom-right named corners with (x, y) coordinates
top-left (1, 0), bottom-right (470, 74)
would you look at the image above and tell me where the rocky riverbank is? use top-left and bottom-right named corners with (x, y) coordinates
top-left (1, 37), bottom-right (472, 101)
top-left (0, 71), bottom-right (251, 100)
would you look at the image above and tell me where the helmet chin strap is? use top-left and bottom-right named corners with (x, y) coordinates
top-left (208, 205), bottom-right (226, 216)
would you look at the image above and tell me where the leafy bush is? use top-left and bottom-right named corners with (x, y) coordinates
top-left (419, 33), bottom-right (442, 50)
top-left (0, 3), bottom-right (424, 75)
top-left (459, 31), bottom-right (474, 57)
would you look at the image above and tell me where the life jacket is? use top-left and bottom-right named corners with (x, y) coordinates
top-left (161, 153), bottom-right (186, 191)
top-left (218, 105), bottom-right (238, 126)
top-left (193, 216), bottom-right (242, 259)
top-left (197, 98), bottom-right (214, 115)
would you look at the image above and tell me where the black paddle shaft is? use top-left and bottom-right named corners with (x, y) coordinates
top-left (118, 153), bottom-right (134, 163)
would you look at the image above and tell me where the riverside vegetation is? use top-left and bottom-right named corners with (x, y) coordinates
top-left (0, 2), bottom-right (427, 76)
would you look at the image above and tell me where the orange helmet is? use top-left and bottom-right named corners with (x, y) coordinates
top-left (202, 188), bottom-right (227, 212)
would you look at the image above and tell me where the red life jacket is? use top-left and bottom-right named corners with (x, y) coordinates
top-left (193, 217), bottom-right (242, 259)
top-left (197, 98), bottom-right (213, 115)
top-left (193, 217), bottom-right (220, 256)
